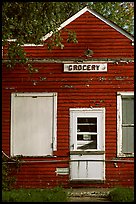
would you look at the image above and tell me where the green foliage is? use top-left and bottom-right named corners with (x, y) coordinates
top-left (2, 158), bottom-right (16, 191)
top-left (2, 2), bottom-right (81, 69)
top-left (88, 2), bottom-right (134, 35)
top-left (2, 154), bottom-right (22, 191)
top-left (2, 161), bottom-right (11, 191)
top-left (2, 187), bottom-right (68, 202)
top-left (2, 2), bottom-right (134, 45)
top-left (108, 187), bottom-right (134, 202)
top-left (2, 2), bottom-right (81, 45)
top-left (5, 41), bottom-right (28, 70)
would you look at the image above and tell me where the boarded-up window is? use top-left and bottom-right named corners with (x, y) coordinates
top-left (11, 93), bottom-right (57, 156)
top-left (117, 92), bottom-right (134, 157)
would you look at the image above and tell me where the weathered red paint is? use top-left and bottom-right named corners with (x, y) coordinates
top-left (2, 9), bottom-right (134, 189)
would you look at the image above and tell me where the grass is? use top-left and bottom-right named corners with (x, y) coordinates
top-left (108, 187), bottom-right (134, 202)
top-left (2, 186), bottom-right (134, 202)
top-left (2, 187), bottom-right (68, 202)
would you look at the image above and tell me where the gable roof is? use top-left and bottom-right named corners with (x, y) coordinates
top-left (41, 6), bottom-right (134, 42)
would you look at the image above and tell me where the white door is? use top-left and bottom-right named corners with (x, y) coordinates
top-left (70, 108), bottom-right (105, 181)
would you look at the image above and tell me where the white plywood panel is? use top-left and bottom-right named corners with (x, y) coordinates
top-left (12, 96), bottom-right (53, 156)
top-left (70, 154), bottom-right (105, 180)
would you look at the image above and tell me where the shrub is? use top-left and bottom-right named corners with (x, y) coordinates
top-left (2, 159), bottom-right (16, 191)
top-left (2, 187), bottom-right (68, 202)
top-left (2, 154), bottom-right (21, 191)
top-left (108, 187), bottom-right (134, 202)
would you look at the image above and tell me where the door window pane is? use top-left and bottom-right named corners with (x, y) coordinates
top-left (77, 118), bottom-right (97, 132)
top-left (77, 117), bottom-right (97, 150)
top-left (77, 134), bottom-right (97, 149)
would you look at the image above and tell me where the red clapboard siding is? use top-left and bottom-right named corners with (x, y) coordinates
top-left (2, 8), bottom-right (134, 189)
top-left (2, 61), bottom-right (134, 188)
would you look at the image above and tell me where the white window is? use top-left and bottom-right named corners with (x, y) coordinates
top-left (117, 92), bottom-right (134, 157)
top-left (70, 108), bottom-right (105, 152)
top-left (11, 92), bottom-right (57, 157)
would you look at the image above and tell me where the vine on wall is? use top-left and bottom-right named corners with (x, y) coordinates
top-left (2, 152), bottom-right (21, 191)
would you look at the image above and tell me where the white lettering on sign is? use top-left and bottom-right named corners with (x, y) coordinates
top-left (64, 64), bottom-right (107, 72)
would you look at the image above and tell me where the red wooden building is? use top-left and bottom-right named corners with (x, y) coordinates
top-left (2, 7), bottom-right (134, 189)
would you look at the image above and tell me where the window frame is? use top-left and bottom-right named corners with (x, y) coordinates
top-left (10, 92), bottom-right (57, 157)
top-left (117, 91), bottom-right (134, 157)
top-left (70, 108), bottom-right (105, 152)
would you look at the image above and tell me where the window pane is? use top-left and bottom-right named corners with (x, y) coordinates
top-left (122, 127), bottom-right (134, 153)
top-left (77, 135), bottom-right (97, 149)
top-left (77, 118), bottom-right (97, 124)
top-left (122, 98), bottom-right (134, 124)
top-left (77, 124), bottom-right (97, 132)
top-left (77, 134), bottom-right (96, 141)
top-left (77, 117), bottom-right (97, 132)
top-left (77, 117), bottom-right (97, 150)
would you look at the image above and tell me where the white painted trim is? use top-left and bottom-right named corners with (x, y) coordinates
top-left (14, 92), bottom-right (56, 97)
top-left (70, 107), bottom-right (105, 112)
top-left (117, 91), bottom-right (134, 157)
top-left (117, 91), bottom-right (134, 96)
top-left (22, 44), bottom-right (43, 47)
top-left (10, 92), bottom-right (57, 156)
top-left (6, 39), bottom-right (17, 42)
top-left (10, 93), bottom-right (15, 156)
top-left (3, 39), bottom-right (43, 46)
top-left (117, 94), bottom-right (122, 157)
top-left (41, 6), bottom-right (134, 42)
top-left (52, 93), bottom-right (57, 151)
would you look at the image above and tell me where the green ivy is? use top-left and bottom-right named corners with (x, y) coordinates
top-left (2, 155), bottom-right (21, 191)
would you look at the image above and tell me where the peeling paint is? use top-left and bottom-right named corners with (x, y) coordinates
top-left (77, 161), bottom-right (80, 178)
top-left (40, 76), bottom-right (47, 81)
top-left (5, 87), bottom-right (16, 90)
top-left (100, 100), bottom-right (104, 103)
top-left (33, 81), bottom-right (38, 86)
top-left (86, 161), bottom-right (88, 177)
top-left (62, 85), bottom-right (73, 88)
top-left (115, 76), bottom-right (125, 80)
top-left (99, 77), bottom-right (106, 81)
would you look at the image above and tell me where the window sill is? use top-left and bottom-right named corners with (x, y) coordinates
top-left (70, 150), bottom-right (105, 155)
top-left (117, 153), bottom-right (134, 158)
top-left (11, 155), bottom-right (57, 159)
